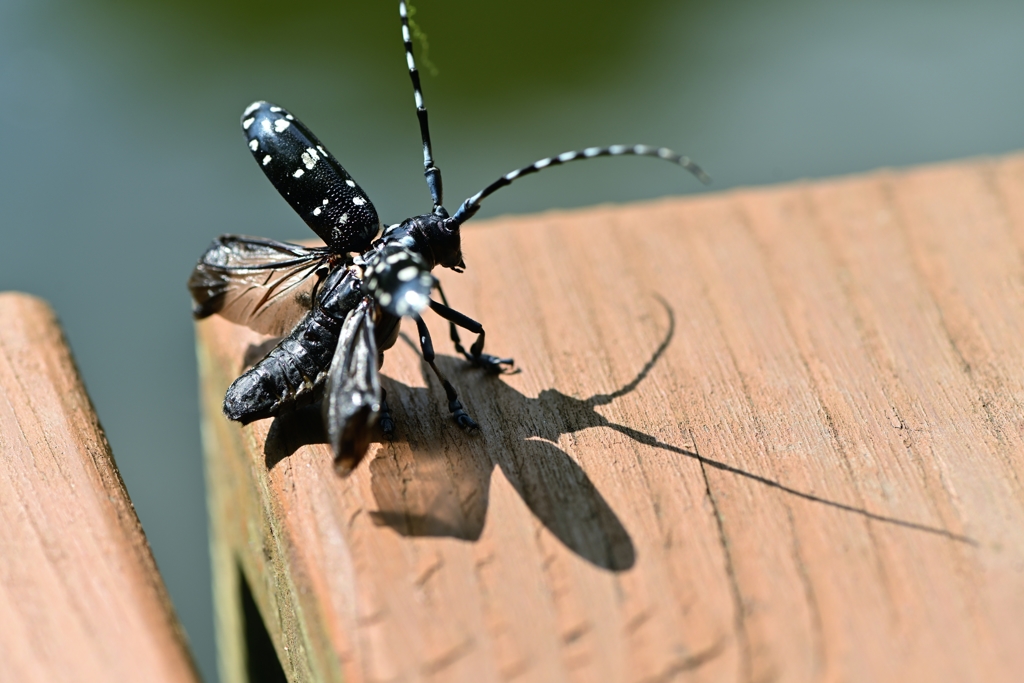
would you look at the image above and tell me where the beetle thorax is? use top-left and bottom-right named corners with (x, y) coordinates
top-left (382, 213), bottom-right (464, 271)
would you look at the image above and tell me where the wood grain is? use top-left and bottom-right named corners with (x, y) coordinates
top-left (0, 294), bottom-right (200, 682)
top-left (198, 154), bottom-right (1024, 683)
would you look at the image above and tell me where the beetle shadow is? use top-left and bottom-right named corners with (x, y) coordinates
top-left (264, 299), bottom-right (975, 574)
top-left (260, 359), bottom-right (636, 569)
top-left (362, 302), bottom-right (674, 570)
top-left (367, 374), bottom-right (639, 570)
top-left (366, 299), bottom-right (977, 556)
top-left (264, 404), bottom-right (327, 469)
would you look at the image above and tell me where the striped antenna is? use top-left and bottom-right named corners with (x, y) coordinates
top-left (445, 144), bottom-right (711, 229)
top-left (399, 1), bottom-right (443, 208)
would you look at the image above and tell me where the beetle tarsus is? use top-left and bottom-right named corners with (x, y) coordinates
top-left (450, 400), bottom-right (479, 432)
top-left (468, 352), bottom-right (514, 374)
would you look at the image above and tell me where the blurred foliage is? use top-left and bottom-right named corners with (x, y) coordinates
top-left (89, 0), bottom-right (682, 103)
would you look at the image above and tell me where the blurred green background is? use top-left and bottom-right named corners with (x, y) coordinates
top-left (2, 0), bottom-right (1023, 679)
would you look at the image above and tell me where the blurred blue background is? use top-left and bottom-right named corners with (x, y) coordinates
top-left (2, 0), bottom-right (1023, 679)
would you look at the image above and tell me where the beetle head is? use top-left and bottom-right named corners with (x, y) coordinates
top-left (388, 211), bottom-right (465, 272)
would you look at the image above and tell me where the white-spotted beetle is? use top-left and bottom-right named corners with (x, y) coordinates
top-left (188, 1), bottom-right (709, 475)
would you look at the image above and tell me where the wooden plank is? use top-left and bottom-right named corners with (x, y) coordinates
top-left (0, 293), bottom-right (200, 683)
top-left (198, 154), bottom-right (1024, 683)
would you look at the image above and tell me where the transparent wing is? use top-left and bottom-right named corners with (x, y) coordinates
top-left (323, 298), bottom-right (381, 476)
top-left (188, 234), bottom-right (331, 336)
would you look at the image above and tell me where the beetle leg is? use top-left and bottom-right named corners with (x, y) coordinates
top-left (429, 286), bottom-right (513, 374)
top-left (413, 314), bottom-right (479, 431)
top-left (379, 387), bottom-right (395, 439)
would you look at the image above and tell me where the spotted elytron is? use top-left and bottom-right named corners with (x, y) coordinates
top-left (188, 1), bottom-right (709, 475)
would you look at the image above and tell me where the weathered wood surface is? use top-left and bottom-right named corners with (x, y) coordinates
top-left (198, 154), bottom-right (1024, 683)
top-left (0, 294), bottom-right (200, 682)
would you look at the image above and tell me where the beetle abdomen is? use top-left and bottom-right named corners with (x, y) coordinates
top-left (223, 309), bottom-right (341, 423)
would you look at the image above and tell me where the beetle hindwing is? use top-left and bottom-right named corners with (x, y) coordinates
top-left (188, 235), bottom-right (330, 336)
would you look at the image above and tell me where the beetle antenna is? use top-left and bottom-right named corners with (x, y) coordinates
top-left (445, 144), bottom-right (710, 229)
top-left (400, 1), bottom-right (443, 209)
